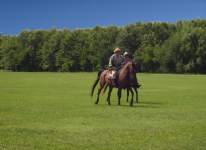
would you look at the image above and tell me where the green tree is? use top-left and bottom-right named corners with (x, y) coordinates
top-left (1, 18), bottom-right (206, 73)
top-left (16, 30), bottom-right (30, 71)
top-left (157, 33), bottom-right (182, 73)
top-left (116, 23), bottom-right (141, 58)
top-left (80, 40), bottom-right (90, 71)
top-left (17, 30), bottom-right (44, 71)
top-left (89, 25), bottom-right (107, 70)
top-left (41, 27), bottom-right (66, 71)
top-left (140, 44), bottom-right (159, 73)
top-left (1, 35), bottom-right (18, 71)
top-left (181, 25), bottom-right (200, 74)
top-left (196, 28), bottom-right (206, 73)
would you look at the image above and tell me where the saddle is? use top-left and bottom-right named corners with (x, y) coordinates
top-left (106, 68), bottom-right (121, 80)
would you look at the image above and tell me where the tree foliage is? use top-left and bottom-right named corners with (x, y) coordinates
top-left (1, 18), bottom-right (206, 74)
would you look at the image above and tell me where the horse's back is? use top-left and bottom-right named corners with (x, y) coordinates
top-left (99, 70), bottom-right (113, 85)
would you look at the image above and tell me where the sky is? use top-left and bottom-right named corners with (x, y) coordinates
top-left (0, 0), bottom-right (205, 36)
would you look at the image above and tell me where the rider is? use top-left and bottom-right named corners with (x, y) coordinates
top-left (109, 47), bottom-right (125, 86)
top-left (123, 52), bottom-right (130, 64)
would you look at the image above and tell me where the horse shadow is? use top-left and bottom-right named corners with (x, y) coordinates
top-left (109, 101), bottom-right (162, 108)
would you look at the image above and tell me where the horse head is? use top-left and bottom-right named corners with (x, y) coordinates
top-left (129, 62), bottom-right (138, 79)
top-left (123, 61), bottom-right (137, 80)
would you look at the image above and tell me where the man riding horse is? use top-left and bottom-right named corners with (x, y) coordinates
top-left (91, 47), bottom-right (140, 106)
top-left (109, 48), bottom-right (125, 86)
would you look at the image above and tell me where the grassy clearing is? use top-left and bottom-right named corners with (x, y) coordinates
top-left (0, 72), bottom-right (206, 149)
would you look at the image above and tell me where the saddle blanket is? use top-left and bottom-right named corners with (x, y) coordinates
top-left (106, 73), bottom-right (112, 79)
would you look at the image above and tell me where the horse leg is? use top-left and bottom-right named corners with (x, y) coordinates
top-left (117, 88), bottom-right (122, 106)
top-left (102, 84), bottom-right (108, 96)
top-left (103, 84), bottom-right (109, 101)
top-left (126, 88), bottom-right (129, 102)
top-left (107, 87), bottom-right (113, 105)
top-left (133, 87), bottom-right (138, 103)
top-left (95, 87), bottom-right (101, 104)
top-left (129, 87), bottom-right (134, 106)
top-left (95, 83), bottom-right (105, 104)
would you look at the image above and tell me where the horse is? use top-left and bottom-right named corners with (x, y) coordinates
top-left (102, 62), bottom-right (141, 103)
top-left (124, 62), bottom-right (141, 102)
top-left (102, 75), bottom-right (141, 103)
top-left (126, 77), bottom-right (141, 102)
top-left (90, 62), bottom-right (138, 106)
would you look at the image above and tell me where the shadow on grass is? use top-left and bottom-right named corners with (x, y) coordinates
top-left (94, 100), bottom-right (162, 108)
top-left (138, 102), bottom-right (162, 105)
top-left (103, 102), bottom-right (160, 108)
top-left (116, 105), bottom-right (159, 108)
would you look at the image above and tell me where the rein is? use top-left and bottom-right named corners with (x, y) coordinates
top-left (120, 71), bottom-right (134, 79)
top-left (119, 71), bottom-right (126, 78)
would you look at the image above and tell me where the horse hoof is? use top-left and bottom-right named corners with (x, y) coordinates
top-left (95, 102), bottom-right (98, 104)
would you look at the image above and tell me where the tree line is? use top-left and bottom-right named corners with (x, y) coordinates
top-left (0, 18), bottom-right (206, 74)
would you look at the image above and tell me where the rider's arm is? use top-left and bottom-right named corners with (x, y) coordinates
top-left (109, 55), bottom-right (113, 68)
top-left (109, 55), bottom-right (116, 70)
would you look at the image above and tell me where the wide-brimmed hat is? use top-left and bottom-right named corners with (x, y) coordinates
top-left (123, 52), bottom-right (129, 56)
top-left (114, 47), bottom-right (121, 53)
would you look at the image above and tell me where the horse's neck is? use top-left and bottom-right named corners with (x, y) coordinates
top-left (120, 63), bottom-right (129, 75)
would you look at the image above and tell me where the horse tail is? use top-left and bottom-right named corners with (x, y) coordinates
top-left (102, 84), bottom-right (108, 95)
top-left (90, 69), bottom-right (105, 98)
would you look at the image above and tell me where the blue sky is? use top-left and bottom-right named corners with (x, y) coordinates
top-left (0, 0), bottom-right (205, 36)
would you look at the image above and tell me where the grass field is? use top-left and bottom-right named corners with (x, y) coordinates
top-left (0, 72), bottom-right (206, 149)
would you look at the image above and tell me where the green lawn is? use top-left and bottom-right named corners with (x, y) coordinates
top-left (0, 72), bottom-right (206, 149)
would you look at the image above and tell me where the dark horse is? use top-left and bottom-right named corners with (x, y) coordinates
top-left (90, 62), bottom-right (138, 106)
top-left (103, 74), bottom-right (141, 103)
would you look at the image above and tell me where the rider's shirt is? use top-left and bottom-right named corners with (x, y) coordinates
top-left (109, 54), bottom-right (125, 70)
top-left (125, 58), bottom-right (130, 64)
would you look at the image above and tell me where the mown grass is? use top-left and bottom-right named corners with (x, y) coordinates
top-left (0, 72), bottom-right (206, 149)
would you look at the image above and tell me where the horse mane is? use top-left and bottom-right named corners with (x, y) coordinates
top-left (121, 61), bottom-right (131, 70)
top-left (131, 61), bottom-right (138, 70)
top-left (121, 61), bottom-right (137, 71)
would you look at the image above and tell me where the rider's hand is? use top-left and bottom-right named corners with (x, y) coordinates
top-left (111, 67), bottom-right (115, 70)
top-left (121, 62), bottom-right (125, 65)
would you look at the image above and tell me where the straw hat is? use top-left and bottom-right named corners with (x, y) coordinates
top-left (123, 52), bottom-right (129, 56)
top-left (114, 47), bottom-right (121, 53)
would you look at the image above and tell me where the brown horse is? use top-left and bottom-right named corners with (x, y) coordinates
top-left (103, 75), bottom-right (141, 103)
top-left (126, 76), bottom-right (141, 102)
top-left (102, 63), bottom-right (141, 103)
top-left (90, 62), bottom-right (137, 106)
